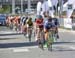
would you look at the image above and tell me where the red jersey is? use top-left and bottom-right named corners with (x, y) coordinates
top-left (35, 18), bottom-right (43, 28)
top-left (35, 18), bottom-right (43, 24)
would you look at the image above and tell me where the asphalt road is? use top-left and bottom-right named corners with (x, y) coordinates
top-left (0, 26), bottom-right (75, 58)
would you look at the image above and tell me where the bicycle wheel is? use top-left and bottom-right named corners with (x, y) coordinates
top-left (47, 38), bottom-right (52, 51)
top-left (38, 30), bottom-right (44, 50)
top-left (28, 27), bottom-right (32, 42)
top-left (38, 39), bottom-right (44, 50)
top-left (10, 23), bottom-right (13, 30)
top-left (47, 31), bottom-right (53, 51)
top-left (28, 32), bottom-right (31, 42)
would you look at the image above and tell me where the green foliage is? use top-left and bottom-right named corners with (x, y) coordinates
top-left (0, 8), bottom-right (4, 13)
top-left (0, 5), bottom-right (10, 13)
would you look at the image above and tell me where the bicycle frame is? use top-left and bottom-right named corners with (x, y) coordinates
top-left (36, 27), bottom-right (44, 50)
top-left (47, 29), bottom-right (54, 51)
top-left (27, 26), bottom-right (33, 42)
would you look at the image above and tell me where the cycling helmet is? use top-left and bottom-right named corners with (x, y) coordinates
top-left (36, 15), bottom-right (42, 19)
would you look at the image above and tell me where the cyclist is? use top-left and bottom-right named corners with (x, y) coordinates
top-left (35, 15), bottom-right (44, 46)
top-left (52, 16), bottom-right (59, 39)
top-left (6, 16), bottom-right (11, 27)
top-left (44, 16), bottom-right (55, 44)
top-left (26, 17), bottom-right (33, 28)
top-left (26, 17), bottom-right (33, 38)
top-left (21, 16), bottom-right (28, 33)
top-left (13, 16), bottom-right (20, 31)
top-left (8, 16), bottom-right (15, 30)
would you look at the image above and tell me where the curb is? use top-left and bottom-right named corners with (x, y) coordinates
top-left (58, 28), bottom-right (75, 33)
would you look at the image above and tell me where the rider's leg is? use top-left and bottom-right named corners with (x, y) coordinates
top-left (44, 29), bottom-right (49, 43)
top-left (44, 29), bottom-right (48, 40)
top-left (37, 28), bottom-right (40, 40)
top-left (56, 27), bottom-right (59, 39)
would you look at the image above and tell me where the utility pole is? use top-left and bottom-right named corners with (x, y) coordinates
top-left (21, 0), bottom-right (23, 14)
top-left (28, 0), bottom-right (31, 10)
top-left (59, 0), bottom-right (63, 18)
top-left (12, 0), bottom-right (15, 14)
top-left (58, 0), bottom-right (63, 27)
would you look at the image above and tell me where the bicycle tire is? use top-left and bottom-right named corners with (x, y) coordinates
top-left (38, 30), bottom-right (44, 50)
top-left (47, 42), bottom-right (52, 51)
top-left (28, 27), bottom-right (32, 42)
top-left (38, 39), bottom-right (44, 50)
top-left (47, 30), bottom-right (54, 51)
top-left (28, 32), bottom-right (31, 42)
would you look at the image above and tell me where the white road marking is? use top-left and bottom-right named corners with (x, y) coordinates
top-left (70, 40), bottom-right (75, 42)
top-left (12, 46), bottom-right (38, 52)
top-left (12, 46), bottom-right (38, 49)
top-left (53, 45), bottom-right (75, 50)
top-left (13, 48), bottom-right (29, 52)
top-left (69, 46), bottom-right (75, 50)
top-left (52, 45), bottom-right (71, 48)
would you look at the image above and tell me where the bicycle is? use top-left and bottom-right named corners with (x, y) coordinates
top-left (9, 22), bottom-right (13, 30)
top-left (27, 26), bottom-right (33, 42)
top-left (36, 27), bottom-right (45, 50)
top-left (46, 29), bottom-right (55, 51)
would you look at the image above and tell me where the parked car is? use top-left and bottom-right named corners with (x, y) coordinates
top-left (0, 14), bottom-right (6, 25)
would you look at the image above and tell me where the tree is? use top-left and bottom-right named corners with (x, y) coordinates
top-left (0, 5), bottom-right (11, 13)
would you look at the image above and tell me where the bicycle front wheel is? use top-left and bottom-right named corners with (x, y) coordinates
top-left (47, 31), bottom-right (53, 51)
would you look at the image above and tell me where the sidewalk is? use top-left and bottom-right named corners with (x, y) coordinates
top-left (58, 28), bottom-right (75, 33)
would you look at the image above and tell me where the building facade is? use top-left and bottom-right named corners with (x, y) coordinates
top-left (0, 0), bottom-right (43, 8)
top-left (0, 0), bottom-right (67, 8)
top-left (0, 0), bottom-right (44, 13)
top-left (0, 0), bottom-right (67, 14)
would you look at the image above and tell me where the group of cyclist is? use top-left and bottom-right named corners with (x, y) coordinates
top-left (34, 12), bottom-right (59, 48)
top-left (6, 11), bottom-right (59, 49)
top-left (6, 15), bottom-right (21, 31)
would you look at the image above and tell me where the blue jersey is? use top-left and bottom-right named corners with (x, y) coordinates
top-left (44, 20), bottom-right (55, 29)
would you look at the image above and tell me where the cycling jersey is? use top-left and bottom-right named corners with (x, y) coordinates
top-left (26, 18), bottom-right (33, 27)
top-left (35, 18), bottom-right (43, 28)
top-left (44, 20), bottom-right (55, 29)
top-left (21, 17), bottom-right (27, 25)
top-left (14, 16), bottom-right (20, 24)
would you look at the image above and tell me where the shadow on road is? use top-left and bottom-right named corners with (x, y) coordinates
top-left (0, 42), bottom-right (75, 48)
top-left (51, 49), bottom-right (75, 52)
top-left (0, 42), bottom-right (38, 48)
top-left (53, 42), bottom-right (75, 44)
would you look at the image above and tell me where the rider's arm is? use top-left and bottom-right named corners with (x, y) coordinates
top-left (26, 19), bottom-right (29, 24)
